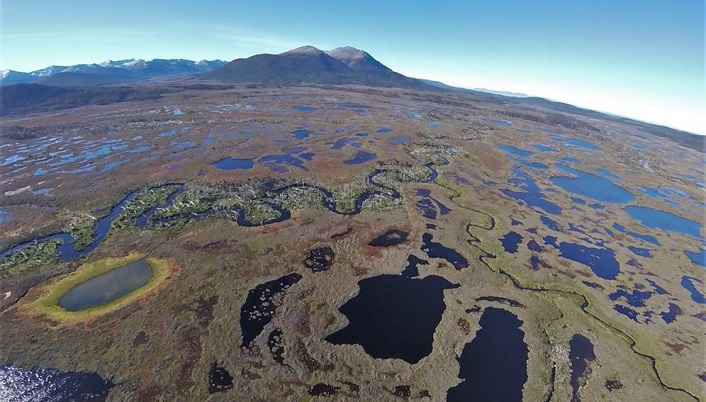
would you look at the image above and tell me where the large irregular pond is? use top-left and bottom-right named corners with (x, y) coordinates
top-left (240, 273), bottom-right (302, 347)
top-left (625, 205), bottom-right (702, 239)
top-left (550, 164), bottom-right (634, 204)
top-left (569, 334), bottom-right (596, 401)
top-left (59, 258), bottom-right (153, 311)
top-left (0, 364), bottom-right (114, 401)
top-left (447, 307), bottom-right (528, 402)
top-left (326, 274), bottom-right (459, 364)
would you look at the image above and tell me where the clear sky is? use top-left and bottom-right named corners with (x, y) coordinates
top-left (2, 1), bottom-right (704, 134)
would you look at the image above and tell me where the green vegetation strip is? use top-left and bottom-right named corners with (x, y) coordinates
top-left (20, 253), bottom-right (177, 327)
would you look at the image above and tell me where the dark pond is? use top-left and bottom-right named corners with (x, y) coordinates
top-left (267, 328), bottom-right (285, 364)
top-left (614, 304), bottom-right (639, 321)
top-left (686, 249), bottom-right (706, 267)
top-left (259, 154), bottom-right (307, 170)
top-left (556, 242), bottom-right (619, 280)
top-left (0, 364), bottom-right (114, 401)
top-left (212, 157), bottom-right (254, 170)
top-left (498, 144), bottom-right (533, 157)
top-left (527, 239), bottom-right (542, 252)
top-left (551, 164), bottom-right (634, 204)
top-left (330, 137), bottom-right (360, 149)
top-left (646, 279), bottom-right (669, 295)
top-left (240, 273), bottom-right (302, 347)
top-left (325, 274), bottom-right (458, 364)
top-left (502, 167), bottom-right (562, 215)
top-left (416, 189), bottom-right (452, 217)
top-left (681, 276), bottom-right (706, 304)
top-left (421, 233), bottom-right (469, 270)
top-left (343, 150), bottom-right (377, 165)
top-left (660, 303), bottom-right (681, 324)
top-left (309, 383), bottom-right (340, 396)
top-left (500, 231), bottom-right (523, 253)
top-left (529, 255), bottom-right (551, 269)
top-left (609, 286), bottom-right (652, 307)
top-left (402, 255), bottom-right (428, 278)
top-left (208, 362), bottom-right (233, 394)
top-left (304, 246), bottom-right (335, 272)
top-left (377, 127), bottom-right (393, 133)
top-left (569, 334), bottom-right (595, 402)
top-left (369, 229), bottom-right (409, 247)
top-left (627, 246), bottom-right (651, 258)
top-left (541, 215), bottom-right (561, 232)
top-left (625, 206), bottom-right (702, 239)
top-left (59, 258), bottom-right (153, 311)
top-left (583, 281), bottom-right (604, 290)
top-left (447, 307), bottom-right (528, 402)
top-left (292, 129), bottom-right (313, 140)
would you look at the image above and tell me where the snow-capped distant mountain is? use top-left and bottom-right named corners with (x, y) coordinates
top-left (30, 66), bottom-right (69, 78)
top-left (0, 70), bottom-right (35, 85)
top-left (0, 58), bottom-right (227, 86)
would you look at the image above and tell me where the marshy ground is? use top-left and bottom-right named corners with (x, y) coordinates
top-left (0, 85), bottom-right (703, 401)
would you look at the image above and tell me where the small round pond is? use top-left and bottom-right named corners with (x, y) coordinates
top-left (59, 258), bottom-right (153, 311)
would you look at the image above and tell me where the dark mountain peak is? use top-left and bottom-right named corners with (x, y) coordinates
top-left (205, 45), bottom-right (432, 90)
top-left (282, 45), bottom-right (325, 55)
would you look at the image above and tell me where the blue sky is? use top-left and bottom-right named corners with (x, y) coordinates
top-left (2, 1), bottom-right (704, 134)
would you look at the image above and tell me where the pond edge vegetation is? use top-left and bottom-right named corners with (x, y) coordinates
top-left (18, 253), bottom-right (179, 328)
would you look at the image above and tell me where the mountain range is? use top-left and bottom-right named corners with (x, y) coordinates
top-left (1, 45), bottom-right (701, 151)
top-left (0, 59), bottom-right (227, 86)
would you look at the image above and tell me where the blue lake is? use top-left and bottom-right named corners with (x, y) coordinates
top-left (519, 161), bottom-right (548, 170)
top-left (625, 206), bottom-right (702, 239)
top-left (551, 164), bottom-right (634, 204)
top-left (500, 231), bottom-right (522, 253)
top-left (0, 210), bottom-right (11, 224)
top-left (557, 242), bottom-right (620, 280)
top-left (498, 144), bottom-right (533, 158)
top-left (627, 246), bottom-right (651, 258)
top-left (685, 249), bottom-right (706, 267)
top-left (502, 167), bottom-right (562, 215)
top-left (377, 127), bottom-right (393, 133)
top-left (681, 276), bottom-right (706, 304)
top-left (564, 138), bottom-right (601, 151)
top-left (609, 286), bottom-right (652, 307)
top-left (212, 157), bottom-right (254, 170)
top-left (59, 259), bottom-right (153, 311)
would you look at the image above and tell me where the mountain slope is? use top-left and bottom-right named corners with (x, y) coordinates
top-left (0, 84), bottom-right (166, 116)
